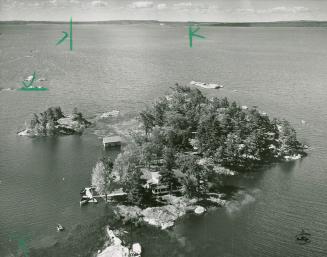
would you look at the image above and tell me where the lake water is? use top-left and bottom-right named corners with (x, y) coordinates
top-left (0, 24), bottom-right (327, 256)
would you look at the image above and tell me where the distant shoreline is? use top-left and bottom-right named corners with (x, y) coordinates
top-left (1, 20), bottom-right (327, 27)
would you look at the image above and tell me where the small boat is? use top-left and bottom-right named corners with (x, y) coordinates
top-left (57, 224), bottom-right (64, 232)
top-left (24, 75), bottom-right (34, 82)
top-left (80, 186), bottom-right (98, 205)
top-left (295, 229), bottom-right (311, 244)
top-left (190, 81), bottom-right (223, 89)
top-left (100, 110), bottom-right (120, 119)
top-left (88, 198), bottom-right (98, 203)
top-left (130, 243), bottom-right (142, 257)
top-left (0, 88), bottom-right (14, 91)
top-left (80, 199), bottom-right (88, 205)
top-left (80, 197), bottom-right (89, 205)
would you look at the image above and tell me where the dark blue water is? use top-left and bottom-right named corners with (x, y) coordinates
top-left (0, 24), bottom-right (326, 256)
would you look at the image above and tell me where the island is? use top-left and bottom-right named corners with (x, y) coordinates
top-left (18, 107), bottom-right (91, 137)
top-left (91, 84), bottom-right (305, 235)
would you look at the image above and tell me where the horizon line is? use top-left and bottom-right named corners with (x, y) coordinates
top-left (1, 19), bottom-right (327, 23)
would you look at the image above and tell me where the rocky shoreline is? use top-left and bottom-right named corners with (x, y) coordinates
top-left (114, 195), bottom-right (226, 230)
top-left (94, 194), bottom-right (226, 257)
top-left (96, 226), bottom-right (141, 257)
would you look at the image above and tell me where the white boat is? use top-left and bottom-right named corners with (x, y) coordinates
top-left (80, 198), bottom-right (88, 206)
top-left (190, 81), bottom-right (223, 89)
top-left (88, 198), bottom-right (98, 203)
top-left (100, 110), bottom-right (120, 119)
top-left (85, 187), bottom-right (95, 198)
top-left (24, 75), bottom-right (34, 82)
top-left (130, 243), bottom-right (142, 257)
top-left (57, 224), bottom-right (64, 232)
top-left (80, 186), bottom-right (98, 205)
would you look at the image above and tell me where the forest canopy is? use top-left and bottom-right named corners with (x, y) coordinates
top-left (104, 85), bottom-right (305, 201)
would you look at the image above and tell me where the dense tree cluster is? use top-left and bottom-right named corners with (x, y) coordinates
top-left (91, 157), bottom-right (114, 201)
top-left (113, 84), bottom-right (304, 200)
top-left (28, 107), bottom-right (64, 135)
top-left (27, 107), bottom-right (90, 136)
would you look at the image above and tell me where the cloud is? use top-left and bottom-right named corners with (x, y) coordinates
top-left (237, 6), bottom-right (310, 14)
top-left (172, 2), bottom-right (209, 11)
top-left (49, 0), bottom-right (57, 6)
top-left (27, 2), bottom-right (41, 7)
top-left (274, 6), bottom-right (309, 13)
top-left (2, 0), bottom-right (22, 9)
top-left (236, 8), bottom-right (255, 13)
top-left (91, 0), bottom-right (108, 7)
top-left (173, 2), bottom-right (193, 9)
top-left (129, 1), bottom-right (154, 9)
top-left (157, 3), bottom-right (167, 10)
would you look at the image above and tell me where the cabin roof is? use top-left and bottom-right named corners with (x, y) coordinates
top-left (141, 169), bottom-right (161, 185)
top-left (103, 136), bottom-right (122, 144)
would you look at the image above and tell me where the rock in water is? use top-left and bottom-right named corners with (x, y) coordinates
top-left (141, 205), bottom-right (181, 230)
top-left (131, 243), bottom-right (142, 256)
top-left (97, 245), bottom-right (129, 257)
top-left (97, 226), bottom-right (129, 257)
top-left (194, 206), bottom-right (206, 215)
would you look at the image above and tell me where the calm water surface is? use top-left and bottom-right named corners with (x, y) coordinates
top-left (0, 24), bottom-right (327, 256)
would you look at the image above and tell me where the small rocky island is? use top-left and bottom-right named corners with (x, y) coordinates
top-left (18, 107), bottom-right (91, 137)
top-left (91, 84), bottom-right (306, 235)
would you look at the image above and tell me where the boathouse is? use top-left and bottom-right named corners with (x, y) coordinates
top-left (103, 136), bottom-right (122, 148)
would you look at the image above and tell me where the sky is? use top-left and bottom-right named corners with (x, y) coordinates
top-left (0, 0), bottom-right (326, 22)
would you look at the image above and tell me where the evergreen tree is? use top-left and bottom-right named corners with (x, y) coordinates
top-left (30, 113), bottom-right (39, 129)
top-left (122, 167), bottom-right (147, 205)
top-left (139, 108), bottom-right (155, 135)
top-left (72, 107), bottom-right (83, 122)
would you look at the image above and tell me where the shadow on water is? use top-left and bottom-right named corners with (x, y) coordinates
top-left (279, 160), bottom-right (297, 173)
top-left (27, 205), bottom-right (182, 257)
top-left (28, 205), bottom-right (116, 257)
top-left (31, 137), bottom-right (60, 171)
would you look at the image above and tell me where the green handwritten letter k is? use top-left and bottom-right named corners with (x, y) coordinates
top-left (189, 25), bottom-right (205, 48)
top-left (56, 17), bottom-right (73, 50)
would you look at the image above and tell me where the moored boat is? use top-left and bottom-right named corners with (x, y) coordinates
top-left (57, 224), bottom-right (64, 232)
top-left (295, 229), bottom-right (311, 244)
top-left (190, 81), bottom-right (223, 89)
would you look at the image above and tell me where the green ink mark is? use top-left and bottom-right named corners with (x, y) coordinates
top-left (22, 72), bottom-right (36, 88)
top-left (188, 24), bottom-right (205, 48)
top-left (56, 17), bottom-right (73, 51)
top-left (18, 87), bottom-right (48, 91)
top-left (9, 233), bottom-right (30, 257)
top-left (70, 16), bottom-right (73, 51)
top-left (56, 31), bottom-right (69, 45)
top-left (19, 72), bottom-right (48, 91)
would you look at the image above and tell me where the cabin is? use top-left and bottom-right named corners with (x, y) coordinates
top-left (141, 168), bottom-right (183, 197)
top-left (103, 136), bottom-right (121, 149)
